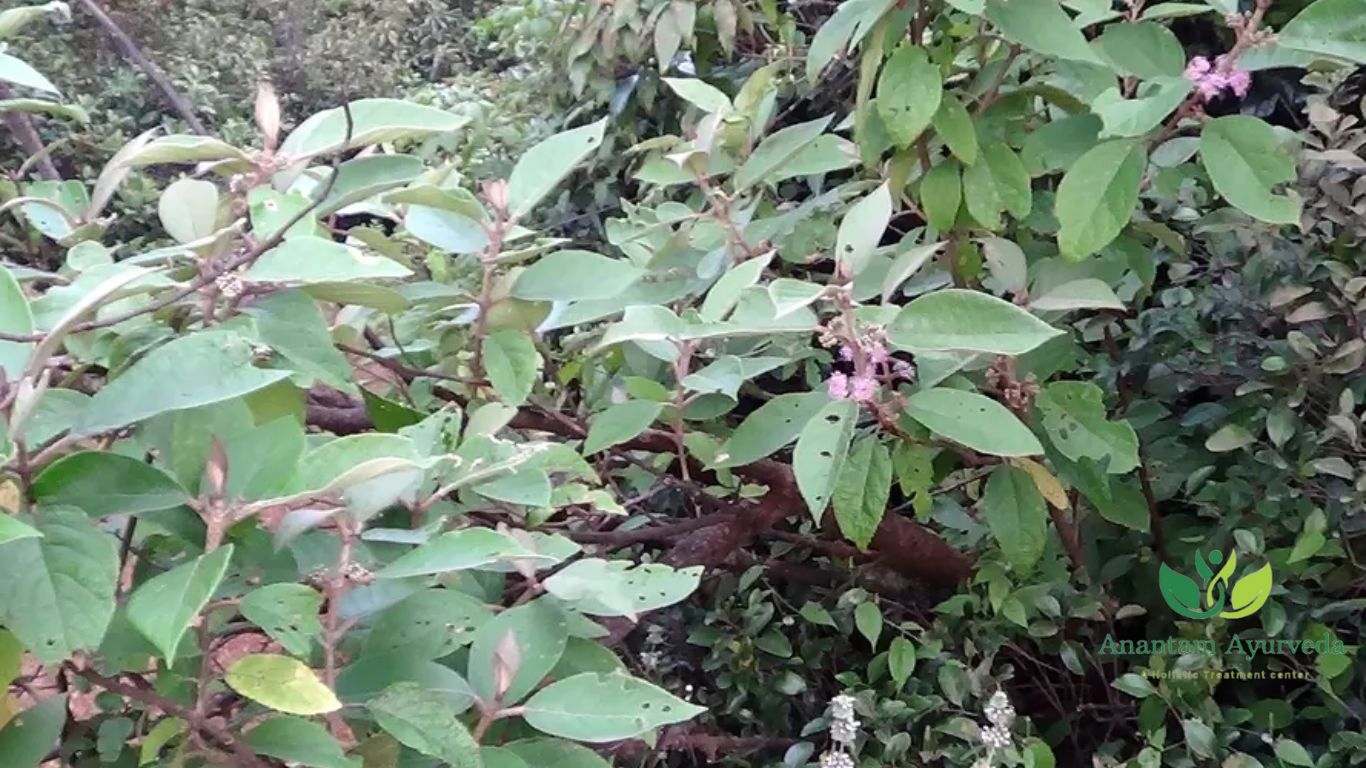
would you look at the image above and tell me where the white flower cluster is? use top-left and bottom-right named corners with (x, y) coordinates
top-left (818, 693), bottom-right (860, 768)
top-left (976, 690), bottom-right (1016, 763)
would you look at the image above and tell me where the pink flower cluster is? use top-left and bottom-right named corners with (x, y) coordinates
top-left (824, 334), bottom-right (913, 403)
top-left (1184, 55), bottom-right (1251, 101)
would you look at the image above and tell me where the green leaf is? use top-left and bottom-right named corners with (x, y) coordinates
top-left (467, 598), bottom-right (568, 705)
top-left (245, 237), bottom-right (412, 284)
top-left (363, 588), bottom-right (493, 659)
top-left (545, 560), bottom-right (701, 617)
top-left (379, 528), bottom-right (550, 579)
top-left (806, 0), bottom-right (895, 81)
top-left (0, 264), bottom-right (34, 380)
top-left (854, 601), bottom-right (883, 648)
top-left (0, 514), bottom-right (41, 547)
top-left (73, 331), bottom-right (293, 436)
top-left (1182, 719), bottom-right (1217, 760)
top-left (336, 654), bottom-right (474, 713)
top-left (882, 242), bottom-right (947, 301)
top-left (484, 330), bottom-right (541, 407)
top-left (982, 144), bottom-right (1031, 219)
top-left (1273, 739), bottom-right (1315, 768)
top-left (506, 119), bottom-right (607, 218)
top-left (281, 99), bottom-right (469, 158)
top-left (1206, 423), bottom-right (1256, 452)
top-left (921, 161), bottom-right (961, 232)
top-left (522, 672), bottom-right (705, 742)
top-left (717, 391), bottom-right (831, 467)
top-left (367, 682), bottom-right (482, 768)
top-left (982, 465), bottom-right (1048, 572)
top-left (316, 154), bottom-right (424, 217)
top-left (1278, 0), bottom-right (1366, 65)
top-left (405, 205), bottom-right (487, 254)
top-left (1111, 673), bottom-right (1156, 698)
top-left (962, 150), bottom-right (1004, 229)
top-left (836, 183), bottom-right (892, 277)
top-left (1199, 116), bottom-right (1302, 225)
top-left (225, 654), bottom-right (341, 716)
top-left (138, 716), bottom-right (185, 766)
top-left (245, 289), bottom-right (353, 390)
top-left (905, 388), bottom-right (1043, 457)
top-left (1021, 114), bottom-right (1102, 175)
top-left (877, 45), bottom-right (942, 148)
top-left (1030, 279), bottom-right (1125, 311)
top-left (121, 135), bottom-right (251, 167)
top-left (127, 545), bottom-right (234, 664)
top-left (246, 717), bottom-right (361, 768)
top-left (985, 0), bottom-right (1104, 64)
top-left (888, 637), bottom-right (917, 689)
top-left (505, 739), bottom-right (611, 768)
top-left (583, 400), bottom-right (663, 455)
top-left (1056, 140), bottom-right (1146, 260)
top-left (931, 94), bottom-right (978, 165)
top-left (700, 254), bottom-right (770, 322)
top-left (0, 52), bottom-right (58, 93)
top-left (512, 250), bottom-right (644, 302)
top-left (889, 289), bottom-right (1063, 356)
top-left (831, 437), bottom-right (891, 550)
top-left (0, 508), bottom-right (117, 662)
top-left (734, 116), bottom-right (833, 190)
top-left (793, 399), bottom-right (859, 521)
top-left (663, 77), bottom-right (731, 112)
top-left (1095, 22), bottom-right (1186, 79)
top-left (1035, 382), bottom-right (1139, 474)
top-left (1092, 80), bottom-right (1191, 138)
top-left (30, 451), bottom-right (189, 517)
top-left (158, 178), bottom-right (219, 245)
top-left (240, 584), bottom-right (324, 657)
top-left (0, 694), bottom-right (66, 768)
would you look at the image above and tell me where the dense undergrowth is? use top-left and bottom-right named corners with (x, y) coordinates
top-left (2, 0), bottom-right (1366, 766)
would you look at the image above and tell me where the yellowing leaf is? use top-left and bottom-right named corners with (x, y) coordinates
top-left (225, 654), bottom-right (341, 716)
top-left (1012, 458), bottom-right (1069, 510)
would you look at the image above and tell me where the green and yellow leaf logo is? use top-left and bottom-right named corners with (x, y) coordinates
top-left (1158, 550), bottom-right (1273, 620)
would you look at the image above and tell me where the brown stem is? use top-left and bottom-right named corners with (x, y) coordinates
top-left (71, 0), bottom-right (208, 134)
top-left (0, 84), bottom-right (60, 180)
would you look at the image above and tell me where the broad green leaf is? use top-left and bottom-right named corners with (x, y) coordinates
top-left (512, 250), bottom-right (644, 301)
top-left (225, 654), bottom-right (341, 715)
top-left (367, 682), bottom-right (481, 768)
top-left (1199, 116), bottom-right (1302, 225)
top-left (506, 119), bottom-right (608, 218)
top-left (984, 0), bottom-right (1103, 64)
top-left (663, 77), bottom-right (731, 112)
top-left (73, 331), bottom-right (292, 436)
top-left (882, 241), bottom-right (947, 301)
top-left (582, 400), bottom-right (662, 455)
top-left (1277, 0), bottom-right (1366, 65)
top-left (905, 388), bottom-right (1043, 457)
top-left (982, 465), bottom-right (1048, 572)
top-left (734, 115), bottom-right (833, 190)
top-left (158, 178), bottom-right (219, 245)
top-left (921, 161), bottom-right (961, 232)
top-left (246, 288), bottom-right (354, 390)
top-left (889, 637), bottom-right (917, 689)
top-left (931, 94), bottom-right (978, 165)
top-left (1035, 382), bottom-right (1139, 473)
top-left (336, 654), bottom-right (475, 713)
top-left (315, 154), bottom-right (424, 217)
top-left (0, 52), bottom-right (57, 93)
top-left (978, 237), bottom-right (1028, 296)
top-left (246, 717), bottom-right (361, 768)
top-left (854, 601), bottom-right (883, 648)
top-left (545, 560), bottom-right (702, 617)
top-left (484, 330), bottom-right (541, 406)
top-left (127, 545), bottom-right (234, 664)
top-left (281, 99), bottom-right (469, 159)
top-left (1112, 673), bottom-right (1156, 698)
top-left (982, 144), bottom-right (1031, 219)
top-left (1206, 423), bottom-right (1256, 452)
top-left (877, 45), bottom-right (942, 148)
top-left (363, 588), bottom-right (493, 659)
top-left (835, 183), bottom-right (892, 277)
top-left (240, 584), bottom-right (324, 657)
top-left (1030, 279), bottom-right (1125, 311)
top-left (0, 508), bottom-right (117, 662)
top-left (0, 265), bottom-right (34, 380)
top-left (1273, 739), bottom-right (1315, 768)
top-left (472, 467), bottom-right (552, 506)
top-left (1095, 22), bottom-right (1186, 79)
top-left (805, 0), bottom-right (895, 81)
top-left (1021, 114), bottom-right (1102, 175)
top-left (379, 528), bottom-right (549, 579)
top-left (138, 716), bottom-right (185, 766)
top-left (505, 739), bottom-right (610, 768)
top-left (483, 747), bottom-right (529, 768)
top-left (889, 289), bottom-right (1062, 355)
top-left (0, 694), bottom-right (66, 768)
top-left (1092, 79), bottom-right (1190, 138)
top-left (223, 417), bottom-right (306, 501)
top-left (523, 672), bottom-right (705, 742)
top-left (248, 188), bottom-right (325, 240)
top-left (793, 399), bottom-right (859, 521)
top-left (245, 237), bottom-right (412, 284)
top-left (405, 205), bottom-right (488, 254)
top-left (831, 437), bottom-right (892, 549)
top-left (717, 391), bottom-right (831, 467)
top-left (700, 254), bottom-right (770, 322)
top-left (1056, 140), bottom-right (1146, 260)
top-left (0, 514), bottom-right (41, 546)
top-left (121, 135), bottom-right (251, 167)
top-left (467, 598), bottom-right (568, 705)
top-left (30, 451), bottom-right (189, 517)
top-left (1182, 719), bottom-right (1217, 760)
